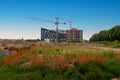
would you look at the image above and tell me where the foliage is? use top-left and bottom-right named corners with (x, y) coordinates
top-left (0, 45), bottom-right (120, 80)
top-left (68, 39), bottom-right (82, 43)
top-left (25, 38), bottom-right (40, 42)
top-left (90, 25), bottom-right (120, 42)
top-left (90, 41), bottom-right (120, 48)
top-left (0, 51), bottom-right (4, 66)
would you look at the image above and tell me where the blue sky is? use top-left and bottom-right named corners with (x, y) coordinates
top-left (0, 0), bottom-right (120, 40)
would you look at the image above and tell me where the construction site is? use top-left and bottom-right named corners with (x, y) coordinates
top-left (26, 17), bottom-right (83, 43)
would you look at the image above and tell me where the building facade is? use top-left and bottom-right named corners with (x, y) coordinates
top-left (40, 28), bottom-right (83, 42)
top-left (40, 28), bottom-right (66, 42)
top-left (66, 28), bottom-right (83, 41)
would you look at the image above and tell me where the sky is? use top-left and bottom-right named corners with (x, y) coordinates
top-left (0, 0), bottom-right (120, 40)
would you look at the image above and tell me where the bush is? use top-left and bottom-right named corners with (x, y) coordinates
top-left (104, 59), bottom-right (120, 77)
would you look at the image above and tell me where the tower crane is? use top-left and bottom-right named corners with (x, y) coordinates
top-left (25, 17), bottom-right (66, 43)
top-left (59, 18), bottom-right (72, 29)
top-left (59, 18), bottom-right (75, 40)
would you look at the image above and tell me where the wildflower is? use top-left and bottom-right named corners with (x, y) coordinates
top-left (66, 54), bottom-right (73, 57)
top-left (54, 56), bottom-right (65, 63)
top-left (63, 62), bottom-right (74, 68)
top-left (31, 57), bottom-right (42, 67)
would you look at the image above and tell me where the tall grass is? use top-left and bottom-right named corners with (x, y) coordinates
top-left (0, 45), bottom-right (120, 80)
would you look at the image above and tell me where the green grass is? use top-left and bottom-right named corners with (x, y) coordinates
top-left (0, 45), bottom-right (120, 80)
top-left (90, 40), bottom-right (120, 48)
top-left (0, 61), bottom-right (120, 80)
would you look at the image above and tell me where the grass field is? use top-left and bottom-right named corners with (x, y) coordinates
top-left (0, 44), bottom-right (120, 80)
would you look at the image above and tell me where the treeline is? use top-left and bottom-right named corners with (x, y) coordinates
top-left (90, 25), bottom-right (120, 42)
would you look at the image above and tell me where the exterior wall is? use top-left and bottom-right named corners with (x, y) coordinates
top-left (40, 28), bottom-right (66, 42)
top-left (41, 28), bottom-right (83, 42)
top-left (66, 28), bottom-right (83, 41)
top-left (41, 28), bottom-right (56, 42)
top-left (66, 30), bottom-right (72, 41)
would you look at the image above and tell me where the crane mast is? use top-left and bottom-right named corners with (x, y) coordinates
top-left (55, 17), bottom-right (59, 43)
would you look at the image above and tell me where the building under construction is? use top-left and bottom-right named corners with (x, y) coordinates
top-left (40, 28), bottom-right (83, 42)
top-left (40, 28), bottom-right (66, 42)
top-left (66, 28), bottom-right (83, 42)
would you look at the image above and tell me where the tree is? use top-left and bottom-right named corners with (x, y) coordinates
top-left (89, 25), bottom-right (120, 42)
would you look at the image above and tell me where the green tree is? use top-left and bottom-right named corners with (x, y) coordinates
top-left (90, 25), bottom-right (120, 42)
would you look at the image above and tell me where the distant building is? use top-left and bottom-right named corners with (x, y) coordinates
top-left (40, 28), bottom-right (83, 42)
top-left (40, 28), bottom-right (66, 42)
top-left (66, 28), bottom-right (83, 41)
